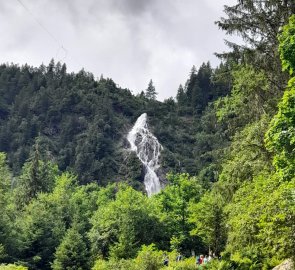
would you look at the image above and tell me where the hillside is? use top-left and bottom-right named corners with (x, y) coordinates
top-left (0, 1), bottom-right (294, 270)
top-left (0, 60), bottom-right (229, 188)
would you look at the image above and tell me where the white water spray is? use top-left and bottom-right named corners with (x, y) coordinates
top-left (127, 113), bottom-right (162, 196)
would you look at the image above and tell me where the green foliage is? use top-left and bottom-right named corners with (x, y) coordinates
top-left (204, 259), bottom-right (233, 270)
top-left (92, 258), bottom-right (136, 270)
top-left (192, 104), bottom-right (229, 185)
top-left (189, 191), bottom-right (226, 255)
top-left (16, 194), bottom-right (67, 269)
top-left (217, 117), bottom-right (273, 199)
top-left (216, 0), bottom-right (291, 93)
top-left (0, 153), bottom-right (12, 238)
top-left (135, 244), bottom-right (164, 270)
top-left (92, 246), bottom-right (199, 270)
top-left (0, 153), bottom-right (11, 193)
top-left (215, 65), bottom-right (270, 129)
top-left (279, 15), bottom-right (295, 75)
top-left (164, 255), bottom-right (196, 270)
top-left (145, 80), bottom-right (158, 100)
top-left (0, 60), bottom-right (230, 187)
top-left (0, 62), bottom-right (145, 184)
top-left (176, 85), bottom-right (187, 108)
top-left (265, 79), bottom-right (295, 178)
top-left (177, 62), bottom-right (226, 116)
top-left (1, 5), bottom-right (295, 270)
top-left (155, 174), bottom-right (204, 254)
top-left (119, 151), bottom-right (144, 191)
top-left (14, 158), bottom-right (58, 208)
top-left (208, 12), bottom-right (295, 269)
top-left (225, 174), bottom-right (295, 268)
top-left (52, 226), bottom-right (89, 270)
top-left (0, 245), bottom-right (6, 261)
top-left (0, 153), bottom-right (18, 261)
top-left (89, 185), bottom-right (164, 259)
top-left (266, 14), bottom-right (295, 179)
top-left (4, 172), bottom-right (99, 269)
top-left (0, 265), bottom-right (28, 270)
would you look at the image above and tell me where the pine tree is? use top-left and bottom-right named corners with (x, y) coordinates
top-left (216, 0), bottom-right (292, 91)
top-left (176, 84), bottom-right (187, 106)
top-left (145, 80), bottom-right (157, 100)
top-left (15, 140), bottom-right (57, 207)
top-left (185, 66), bottom-right (198, 102)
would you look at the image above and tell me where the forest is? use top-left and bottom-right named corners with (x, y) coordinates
top-left (0, 1), bottom-right (295, 269)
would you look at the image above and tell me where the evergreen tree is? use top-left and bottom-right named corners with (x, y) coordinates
top-left (0, 153), bottom-right (13, 261)
top-left (211, 61), bottom-right (232, 98)
top-left (52, 225), bottom-right (89, 270)
top-left (145, 79), bottom-right (157, 100)
top-left (176, 84), bottom-right (186, 106)
top-left (196, 62), bottom-right (212, 104)
top-left (14, 141), bottom-right (58, 207)
top-left (216, 0), bottom-right (292, 91)
top-left (185, 65), bottom-right (198, 104)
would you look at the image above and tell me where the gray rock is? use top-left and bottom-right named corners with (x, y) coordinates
top-left (273, 259), bottom-right (294, 270)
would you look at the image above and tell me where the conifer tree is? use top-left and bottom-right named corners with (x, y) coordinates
top-left (176, 84), bottom-right (187, 106)
top-left (15, 140), bottom-right (57, 207)
top-left (52, 226), bottom-right (89, 270)
top-left (145, 80), bottom-right (157, 100)
top-left (185, 66), bottom-right (198, 103)
top-left (216, 0), bottom-right (292, 91)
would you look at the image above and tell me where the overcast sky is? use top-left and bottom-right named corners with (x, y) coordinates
top-left (0, 0), bottom-right (237, 100)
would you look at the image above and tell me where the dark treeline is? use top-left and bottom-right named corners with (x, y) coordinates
top-left (0, 1), bottom-right (295, 270)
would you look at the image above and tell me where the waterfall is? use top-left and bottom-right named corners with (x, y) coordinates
top-left (127, 113), bottom-right (162, 196)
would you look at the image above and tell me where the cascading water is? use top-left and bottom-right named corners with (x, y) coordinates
top-left (127, 113), bottom-right (162, 196)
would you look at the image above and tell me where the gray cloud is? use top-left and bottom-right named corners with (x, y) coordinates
top-left (110, 0), bottom-right (158, 15)
top-left (0, 0), bottom-right (237, 100)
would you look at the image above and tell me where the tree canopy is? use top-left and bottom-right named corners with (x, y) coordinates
top-left (0, 1), bottom-right (295, 270)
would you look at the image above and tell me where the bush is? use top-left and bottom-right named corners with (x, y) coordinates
top-left (0, 265), bottom-right (28, 270)
top-left (135, 244), bottom-right (164, 270)
top-left (92, 258), bottom-right (136, 270)
top-left (204, 259), bottom-right (233, 270)
top-left (163, 256), bottom-right (196, 270)
top-left (92, 245), bottom-right (203, 270)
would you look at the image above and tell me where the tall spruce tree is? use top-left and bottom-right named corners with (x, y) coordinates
top-left (216, 0), bottom-right (293, 91)
top-left (14, 140), bottom-right (57, 207)
top-left (145, 80), bottom-right (157, 100)
top-left (185, 66), bottom-right (198, 104)
top-left (176, 84), bottom-right (186, 106)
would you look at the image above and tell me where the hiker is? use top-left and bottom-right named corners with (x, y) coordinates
top-left (196, 255), bottom-right (203, 265)
top-left (196, 255), bottom-right (200, 265)
top-left (199, 255), bottom-right (204, 264)
top-left (176, 253), bottom-right (183, 262)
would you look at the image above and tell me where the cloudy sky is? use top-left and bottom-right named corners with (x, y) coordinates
top-left (0, 0), bottom-right (237, 100)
